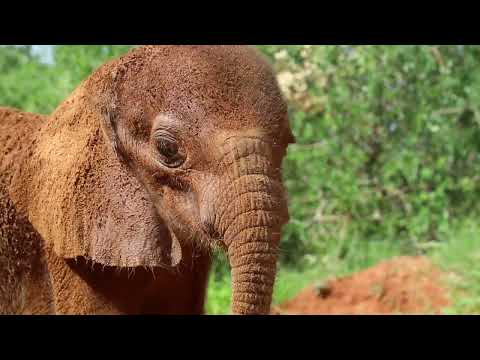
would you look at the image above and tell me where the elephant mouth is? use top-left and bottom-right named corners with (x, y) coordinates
top-left (198, 222), bottom-right (227, 251)
top-left (201, 221), bottom-right (222, 241)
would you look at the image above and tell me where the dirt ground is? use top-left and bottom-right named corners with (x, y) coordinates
top-left (273, 256), bottom-right (451, 315)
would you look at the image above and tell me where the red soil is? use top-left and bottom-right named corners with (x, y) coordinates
top-left (274, 256), bottom-right (451, 315)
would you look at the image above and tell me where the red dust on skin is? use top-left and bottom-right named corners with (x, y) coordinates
top-left (0, 45), bottom-right (294, 315)
top-left (273, 256), bottom-right (451, 315)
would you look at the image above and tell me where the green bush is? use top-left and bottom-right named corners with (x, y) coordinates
top-left (258, 45), bottom-right (480, 270)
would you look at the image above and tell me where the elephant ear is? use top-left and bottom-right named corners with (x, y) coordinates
top-left (28, 70), bottom-right (182, 268)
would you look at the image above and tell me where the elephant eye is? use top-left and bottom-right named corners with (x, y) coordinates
top-left (158, 138), bottom-right (178, 158)
top-left (155, 136), bottom-right (185, 168)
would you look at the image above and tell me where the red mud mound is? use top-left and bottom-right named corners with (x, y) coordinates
top-left (274, 256), bottom-right (451, 315)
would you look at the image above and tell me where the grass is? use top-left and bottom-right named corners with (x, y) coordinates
top-left (206, 219), bottom-right (480, 315)
top-left (430, 219), bottom-right (480, 315)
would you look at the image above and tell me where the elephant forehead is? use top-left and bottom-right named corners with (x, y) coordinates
top-left (111, 46), bottom-right (286, 126)
top-left (145, 76), bottom-right (286, 134)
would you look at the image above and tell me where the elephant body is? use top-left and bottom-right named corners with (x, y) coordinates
top-left (0, 46), bottom-right (294, 315)
top-left (0, 107), bottom-right (211, 314)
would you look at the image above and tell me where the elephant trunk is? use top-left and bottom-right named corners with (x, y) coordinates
top-left (227, 224), bottom-right (280, 314)
top-left (215, 137), bottom-right (288, 315)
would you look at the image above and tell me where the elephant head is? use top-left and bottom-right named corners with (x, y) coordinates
top-left (27, 45), bottom-right (294, 315)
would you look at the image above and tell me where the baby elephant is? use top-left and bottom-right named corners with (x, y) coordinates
top-left (0, 45), bottom-right (294, 315)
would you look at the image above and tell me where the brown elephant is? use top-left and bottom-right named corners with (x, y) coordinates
top-left (0, 45), bottom-right (294, 315)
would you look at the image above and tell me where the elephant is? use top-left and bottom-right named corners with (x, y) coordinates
top-left (0, 45), bottom-right (294, 315)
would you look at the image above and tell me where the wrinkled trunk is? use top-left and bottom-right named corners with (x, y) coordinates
top-left (227, 223), bottom-right (280, 314)
top-left (216, 137), bottom-right (287, 315)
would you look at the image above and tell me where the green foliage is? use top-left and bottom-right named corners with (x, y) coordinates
top-left (0, 45), bottom-right (55, 113)
top-left (0, 45), bottom-right (134, 114)
top-left (257, 45), bottom-right (480, 269)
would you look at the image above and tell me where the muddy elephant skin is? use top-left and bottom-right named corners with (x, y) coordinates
top-left (0, 45), bottom-right (294, 315)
